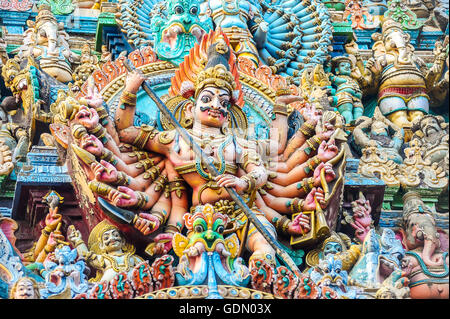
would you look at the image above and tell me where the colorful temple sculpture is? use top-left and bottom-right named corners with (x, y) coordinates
top-left (0, 0), bottom-right (448, 300)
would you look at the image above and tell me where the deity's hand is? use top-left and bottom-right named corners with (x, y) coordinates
top-left (353, 198), bottom-right (371, 218)
top-left (300, 103), bottom-right (321, 125)
top-left (85, 85), bottom-right (104, 109)
top-left (365, 58), bottom-right (378, 74)
top-left (79, 134), bottom-right (104, 157)
top-left (313, 162), bottom-right (336, 185)
top-left (303, 187), bottom-right (326, 211)
top-left (67, 226), bottom-right (82, 244)
top-left (316, 120), bottom-right (335, 141)
top-left (125, 70), bottom-right (146, 94)
top-left (45, 209), bottom-right (62, 231)
top-left (289, 212), bottom-right (311, 236)
top-left (133, 212), bottom-right (160, 236)
top-left (91, 160), bottom-right (118, 184)
top-left (215, 174), bottom-right (248, 194)
top-left (47, 231), bottom-right (65, 249)
top-left (108, 186), bottom-right (138, 208)
top-left (317, 139), bottom-right (339, 162)
top-left (74, 106), bottom-right (99, 130)
top-left (344, 41), bottom-right (359, 56)
top-left (150, 233), bottom-right (173, 255)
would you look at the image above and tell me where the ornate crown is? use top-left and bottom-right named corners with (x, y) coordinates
top-left (35, 4), bottom-right (57, 28)
top-left (194, 36), bottom-right (237, 100)
top-left (381, 19), bottom-right (403, 37)
top-left (402, 191), bottom-right (433, 220)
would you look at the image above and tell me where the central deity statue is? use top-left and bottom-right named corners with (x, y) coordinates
top-left (70, 31), bottom-right (340, 271)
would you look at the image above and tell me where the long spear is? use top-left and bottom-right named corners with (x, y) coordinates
top-left (122, 59), bottom-right (302, 278)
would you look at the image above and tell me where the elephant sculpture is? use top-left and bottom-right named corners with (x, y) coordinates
top-left (345, 19), bottom-right (448, 128)
top-left (18, 4), bottom-right (79, 83)
top-left (349, 228), bottom-right (405, 289)
top-left (398, 192), bottom-right (449, 299)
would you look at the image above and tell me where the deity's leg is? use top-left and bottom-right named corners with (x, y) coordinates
top-left (407, 96), bottom-right (429, 123)
top-left (245, 213), bottom-right (277, 268)
top-left (408, 110), bottom-right (427, 123)
top-left (234, 40), bottom-right (260, 68)
top-left (379, 96), bottom-right (410, 127)
top-left (387, 110), bottom-right (410, 128)
top-left (353, 106), bottom-right (364, 122)
top-left (337, 103), bottom-right (354, 124)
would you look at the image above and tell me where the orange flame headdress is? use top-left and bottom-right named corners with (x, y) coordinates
top-left (169, 30), bottom-right (244, 107)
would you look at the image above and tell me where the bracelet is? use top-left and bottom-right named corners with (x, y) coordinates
top-left (42, 226), bottom-right (52, 236)
top-left (153, 209), bottom-right (169, 224)
top-left (129, 151), bottom-right (151, 161)
top-left (304, 155), bottom-right (321, 174)
top-left (135, 158), bottom-right (155, 171)
top-left (274, 215), bottom-right (290, 235)
top-left (299, 122), bottom-right (315, 138)
top-left (275, 88), bottom-right (292, 97)
top-left (90, 124), bottom-right (108, 144)
top-left (72, 124), bottom-right (88, 140)
top-left (95, 106), bottom-right (109, 125)
top-left (154, 174), bottom-right (168, 192)
top-left (143, 165), bottom-right (161, 181)
top-left (152, 211), bottom-right (165, 224)
top-left (304, 135), bottom-right (321, 155)
top-left (164, 223), bottom-right (182, 234)
top-left (289, 198), bottom-right (305, 214)
top-left (119, 90), bottom-right (137, 108)
top-left (289, 198), bottom-right (299, 214)
top-left (74, 239), bottom-right (85, 248)
top-left (241, 175), bottom-right (256, 193)
top-left (115, 171), bottom-right (130, 186)
top-left (297, 177), bottom-right (314, 194)
top-left (132, 125), bottom-right (157, 150)
top-left (168, 178), bottom-right (187, 199)
top-left (132, 191), bottom-right (149, 210)
top-left (100, 148), bottom-right (116, 165)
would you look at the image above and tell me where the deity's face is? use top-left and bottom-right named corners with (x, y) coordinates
top-left (371, 121), bottom-right (388, 136)
top-left (35, 20), bottom-right (58, 48)
top-left (323, 242), bottom-right (342, 256)
top-left (13, 278), bottom-right (37, 299)
top-left (192, 86), bottom-right (230, 129)
top-left (383, 29), bottom-right (408, 51)
top-left (100, 228), bottom-right (125, 253)
top-left (421, 117), bottom-right (440, 137)
top-left (337, 61), bottom-right (351, 76)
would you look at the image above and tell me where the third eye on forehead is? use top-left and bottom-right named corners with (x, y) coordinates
top-left (202, 88), bottom-right (230, 99)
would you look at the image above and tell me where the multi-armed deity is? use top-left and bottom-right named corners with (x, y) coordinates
top-left (0, 0), bottom-right (448, 301)
top-left (345, 18), bottom-right (447, 128)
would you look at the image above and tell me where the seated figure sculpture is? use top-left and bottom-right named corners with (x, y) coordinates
top-left (352, 107), bottom-right (404, 164)
top-left (67, 221), bottom-right (144, 283)
top-left (410, 114), bottom-right (449, 165)
top-left (9, 277), bottom-right (41, 299)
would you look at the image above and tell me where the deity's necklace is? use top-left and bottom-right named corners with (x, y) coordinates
top-left (103, 251), bottom-right (132, 273)
top-left (221, 0), bottom-right (239, 14)
top-left (194, 134), bottom-right (233, 180)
